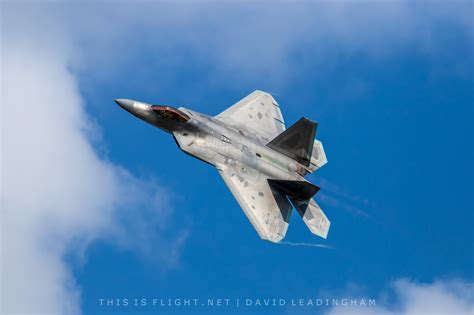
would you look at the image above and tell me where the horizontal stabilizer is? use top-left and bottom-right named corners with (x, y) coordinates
top-left (267, 179), bottom-right (320, 201)
top-left (290, 198), bottom-right (330, 239)
top-left (307, 139), bottom-right (328, 172)
top-left (266, 117), bottom-right (317, 167)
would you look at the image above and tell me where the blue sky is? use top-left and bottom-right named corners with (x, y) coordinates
top-left (2, 1), bottom-right (473, 315)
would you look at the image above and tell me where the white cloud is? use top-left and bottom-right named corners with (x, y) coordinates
top-left (0, 4), bottom-right (187, 314)
top-left (327, 279), bottom-right (474, 315)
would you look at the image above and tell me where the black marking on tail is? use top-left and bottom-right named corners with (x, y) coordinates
top-left (266, 117), bottom-right (317, 167)
top-left (268, 183), bottom-right (293, 223)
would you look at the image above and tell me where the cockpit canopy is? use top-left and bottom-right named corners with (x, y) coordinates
top-left (151, 105), bottom-right (190, 123)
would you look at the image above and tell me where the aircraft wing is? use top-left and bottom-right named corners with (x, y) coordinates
top-left (217, 163), bottom-right (292, 243)
top-left (215, 90), bottom-right (286, 143)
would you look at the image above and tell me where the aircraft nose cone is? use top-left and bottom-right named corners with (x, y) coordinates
top-left (115, 98), bottom-right (134, 111)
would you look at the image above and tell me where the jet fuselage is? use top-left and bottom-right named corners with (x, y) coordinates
top-left (115, 98), bottom-right (305, 181)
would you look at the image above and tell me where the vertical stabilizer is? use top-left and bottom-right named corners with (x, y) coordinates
top-left (266, 117), bottom-right (317, 167)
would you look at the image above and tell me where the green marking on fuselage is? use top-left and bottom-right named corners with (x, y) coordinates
top-left (260, 153), bottom-right (288, 172)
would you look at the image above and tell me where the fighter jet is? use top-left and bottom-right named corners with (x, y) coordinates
top-left (115, 91), bottom-right (329, 243)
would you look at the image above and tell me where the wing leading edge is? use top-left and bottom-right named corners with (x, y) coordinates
top-left (215, 90), bottom-right (285, 143)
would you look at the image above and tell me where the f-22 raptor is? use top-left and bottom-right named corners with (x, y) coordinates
top-left (115, 91), bottom-right (329, 243)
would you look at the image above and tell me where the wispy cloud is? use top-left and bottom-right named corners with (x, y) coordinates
top-left (64, 1), bottom-right (472, 91)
